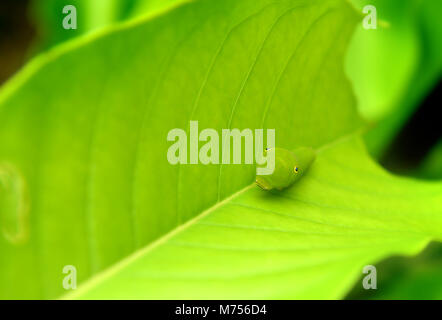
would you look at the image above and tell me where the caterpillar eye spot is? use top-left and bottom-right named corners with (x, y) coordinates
top-left (294, 166), bottom-right (299, 173)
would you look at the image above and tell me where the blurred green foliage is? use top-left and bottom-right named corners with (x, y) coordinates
top-left (347, 0), bottom-right (442, 158)
top-left (347, 242), bottom-right (442, 299)
top-left (417, 140), bottom-right (442, 179)
top-left (29, 0), bottom-right (182, 50)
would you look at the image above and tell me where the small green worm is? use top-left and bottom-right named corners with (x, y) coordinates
top-left (255, 147), bottom-right (316, 191)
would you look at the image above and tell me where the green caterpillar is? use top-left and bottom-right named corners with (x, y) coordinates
top-left (256, 147), bottom-right (316, 191)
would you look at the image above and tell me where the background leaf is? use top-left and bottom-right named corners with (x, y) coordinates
top-left (416, 140), bottom-right (442, 180)
top-left (29, 0), bottom-right (183, 51)
top-left (346, 0), bottom-right (442, 158)
top-left (347, 242), bottom-right (442, 299)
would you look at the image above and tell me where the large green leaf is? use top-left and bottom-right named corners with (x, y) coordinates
top-left (0, 0), bottom-right (362, 299)
top-left (1, 0), bottom-right (440, 300)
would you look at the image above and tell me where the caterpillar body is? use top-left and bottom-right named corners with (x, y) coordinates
top-left (255, 147), bottom-right (316, 191)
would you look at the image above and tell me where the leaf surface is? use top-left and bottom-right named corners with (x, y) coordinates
top-left (2, 0), bottom-right (440, 300)
top-left (66, 137), bottom-right (442, 299)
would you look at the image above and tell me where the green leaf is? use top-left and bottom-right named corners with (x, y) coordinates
top-left (29, 0), bottom-right (188, 51)
top-left (346, 0), bottom-right (442, 158)
top-left (30, 0), bottom-right (89, 50)
top-left (374, 269), bottom-right (442, 299)
top-left (347, 243), bottom-right (442, 300)
top-left (0, 0), bottom-right (363, 299)
top-left (128, 0), bottom-right (188, 18)
top-left (1, 0), bottom-right (440, 300)
top-left (416, 140), bottom-right (442, 180)
top-left (346, 0), bottom-right (419, 122)
top-left (65, 137), bottom-right (442, 299)
top-left (30, 0), bottom-right (140, 50)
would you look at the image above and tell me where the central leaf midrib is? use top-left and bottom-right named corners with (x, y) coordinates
top-left (63, 182), bottom-right (256, 299)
